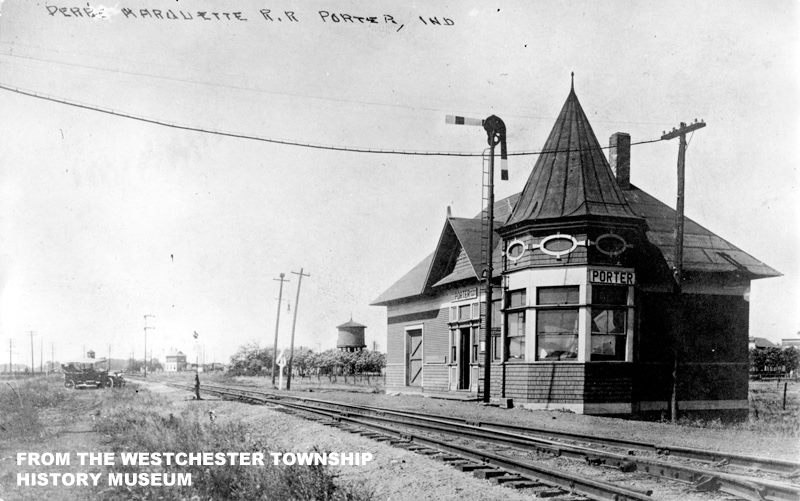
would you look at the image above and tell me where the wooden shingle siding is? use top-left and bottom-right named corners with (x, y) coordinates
top-left (585, 363), bottom-right (632, 403)
top-left (505, 233), bottom-right (589, 272)
top-left (631, 362), bottom-right (672, 402)
top-left (452, 247), bottom-right (474, 276)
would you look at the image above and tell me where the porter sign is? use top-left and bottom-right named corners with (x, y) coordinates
top-left (588, 268), bottom-right (635, 285)
top-left (453, 288), bottom-right (478, 302)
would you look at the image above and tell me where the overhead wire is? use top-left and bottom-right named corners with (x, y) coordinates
top-left (0, 82), bottom-right (666, 157)
top-left (0, 45), bottom-right (675, 127)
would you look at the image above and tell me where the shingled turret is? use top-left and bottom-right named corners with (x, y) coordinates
top-left (503, 84), bottom-right (642, 230)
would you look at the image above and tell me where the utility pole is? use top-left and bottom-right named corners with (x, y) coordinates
top-left (28, 331), bottom-right (36, 374)
top-left (661, 119), bottom-right (706, 422)
top-left (447, 113), bottom-right (508, 404)
top-left (8, 339), bottom-right (12, 373)
top-left (271, 273), bottom-right (289, 386)
top-left (51, 342), bottom-right (54, 374)
top-left (40, 338), bottom-right (43, 374)
top-left (286, 268), bottom-right (310, 390)
top-left (143, 315), bottom-right (155, 377)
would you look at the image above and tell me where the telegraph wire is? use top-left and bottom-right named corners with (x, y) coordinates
top-left (0, 82), bottom-right (665, 157)
top-left (0, 46), bottom-right (674, 127)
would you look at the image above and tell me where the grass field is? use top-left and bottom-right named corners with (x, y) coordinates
top-left (1, 378), bottom-right (373, 501)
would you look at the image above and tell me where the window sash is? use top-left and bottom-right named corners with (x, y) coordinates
top-left (536, 308), bottom-right (579, 361)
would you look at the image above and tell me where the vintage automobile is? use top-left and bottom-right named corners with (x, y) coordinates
top-left (62, 358), bottom-right (124, 389)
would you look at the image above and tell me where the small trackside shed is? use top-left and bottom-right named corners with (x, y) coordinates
top-left (371, 84), bottom-right (780, 421)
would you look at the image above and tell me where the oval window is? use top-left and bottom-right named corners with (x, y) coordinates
top-left (540, 234), bottom-right (578, 259)
top-left (507, 240), bottom-right (526, 261)
top-left (596, 233), bottom-right (628, 257)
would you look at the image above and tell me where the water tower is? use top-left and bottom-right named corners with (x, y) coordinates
top-left (336, 318), bottom-right (367, 352)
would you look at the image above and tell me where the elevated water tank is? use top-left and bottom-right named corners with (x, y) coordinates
top-left (337, 319), bottom-right (367, 352)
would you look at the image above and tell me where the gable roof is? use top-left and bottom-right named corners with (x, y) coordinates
top-left (624, 187), bottom-right (780, 277)
top-left (370, 252), bottom-right (433, 305)
top-left (372, 216), bottom-right (502, 305)
top-left (505, 87), bottom-right (640, 227)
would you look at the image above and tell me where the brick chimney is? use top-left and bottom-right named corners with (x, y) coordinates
top-left (609, 132), bottom-right (631, 189)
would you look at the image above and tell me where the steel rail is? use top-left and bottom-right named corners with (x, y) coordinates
top-left (186, 382), bottom-right (800, 501)
top-left (180, 383), bottom-right (654, 501)
top-left (197, 381), bottom-right (799, 476)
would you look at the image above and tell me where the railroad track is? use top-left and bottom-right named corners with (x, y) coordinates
top-left (163, 381), bottom-right (800, 501)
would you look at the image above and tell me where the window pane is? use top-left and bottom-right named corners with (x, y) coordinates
top-left (508, 336), bottom-right (525, 359)
top-left (536, 309), bottom-right (578, 361)
top-left (505, 311), bottom-right (525, 360)
top-left (507, 289), bottom-right (526, 308)
top-left (507, 311), bottom-right (525, 337)
top-left (458, 304), bottom-right (471, 321)
top-left (592, 285), bottom-right (627, 305)
top-left (591, 334), bottom-right (627, 361)
top-left (537, 309), bottom-right (578, 334)
top-left (591, 308), bottom-right (626, 335)
top-left (537, 286), bottom-right (579, 305)
top-left (536, 334), bottom-right (578, 360)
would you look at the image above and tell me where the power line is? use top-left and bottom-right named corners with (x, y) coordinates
top-left (0, 82), bottom-right (665, 157)
top-left (0, 45), bottom-right (675, 126)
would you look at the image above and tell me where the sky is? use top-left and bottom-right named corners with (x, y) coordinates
top-left (0, 0), bottom-right (797, 368)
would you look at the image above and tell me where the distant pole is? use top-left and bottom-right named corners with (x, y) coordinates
top-left (8, 339), bottom-right (12, 373)
top-left (661, 119), bottom-right (706, 422)
top-left (286, 268), bottom-right (310, 390)
top-left (28, 331), bottom-right (35, 374)
top-left (271, 273), bottom-right (289, 386)
top-left (108, 344), bottom-right (112, 372)
top-left (40, 338), bottom-right (43, 374)
top-left (143, 315), bottom-right (156, 377)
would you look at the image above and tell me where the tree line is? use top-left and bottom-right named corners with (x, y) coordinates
top-left (227, 343), bottom-right (385, 381)
top-left (750, 347), bottom-right (799, 378)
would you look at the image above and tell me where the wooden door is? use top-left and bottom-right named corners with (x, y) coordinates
top-left (406, 329), bottom-right (422, 386)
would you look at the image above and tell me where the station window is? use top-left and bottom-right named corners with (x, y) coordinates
top-left (536, 286), bottom-right (579, 361)
top-left (472, 327), bottom-right (479, 362)
top-left (505, 290), bottom-right (526, 360)
top-left (590, 285), bottom-right (628, 361)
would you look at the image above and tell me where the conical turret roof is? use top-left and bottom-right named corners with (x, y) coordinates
top-left (504, 85), bottom-right (640, 227)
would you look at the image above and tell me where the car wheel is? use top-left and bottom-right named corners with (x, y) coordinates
top-left (65, 380), bottom-right (75, 389)
top-left (104, 378), bottom-right (114, 388)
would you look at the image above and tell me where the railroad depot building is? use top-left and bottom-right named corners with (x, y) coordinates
top-left (372, 85), bottom-right (779, 420)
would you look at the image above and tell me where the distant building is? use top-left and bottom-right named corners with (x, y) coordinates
top-left (337, 318), bottom-right (367, 352)
top-left (165, 351), bottom-right (187, 372)
top-left (749, 337), bottom-right (777, 350)
top-left (781, 338), bottom-right (800, 349)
